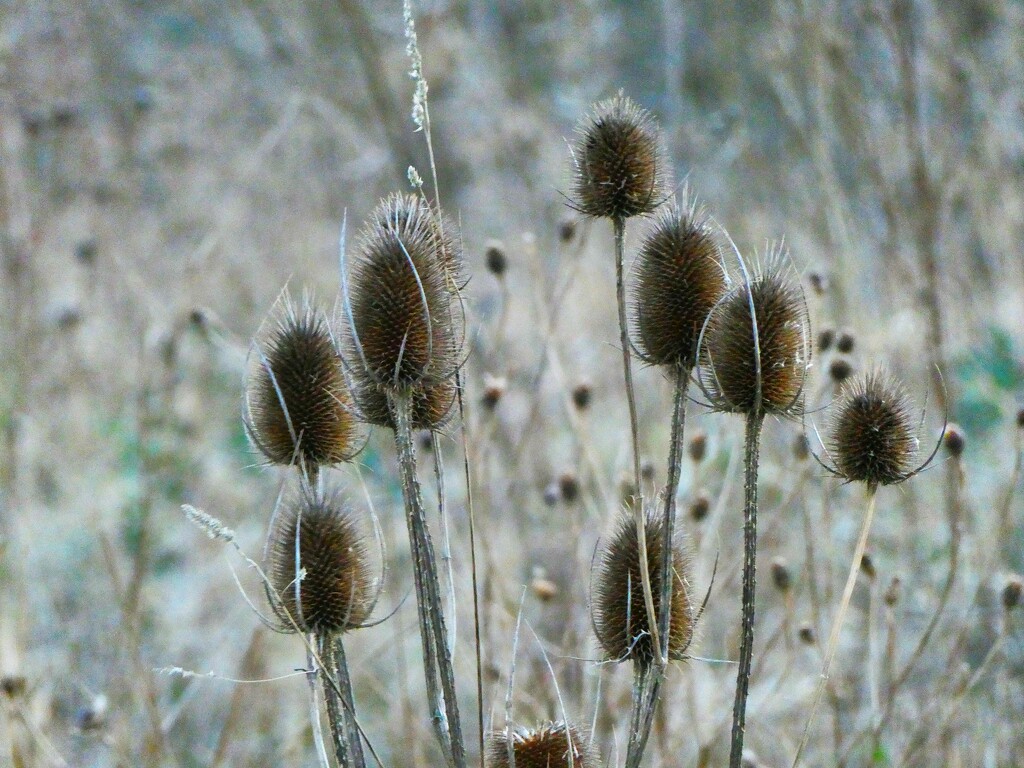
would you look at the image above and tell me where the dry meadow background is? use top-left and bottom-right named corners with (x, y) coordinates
top-left (1, 1), bottom-right (1023, 766)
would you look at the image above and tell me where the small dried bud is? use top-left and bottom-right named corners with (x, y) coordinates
top-left (570, 94), bottom-right (668, 220)
top-left (818, 327), bottom-right (835, 353)
top-left (485, 240), bottom-right (507, 277)
top-left (1002, 574), bottom-right (1023, 611)
top-left (481, 375), bottom-right (507, 411)
top-left (559, 472), bottom-right (580, 503)
top-left (268, 488), bottom-right (375, 635)
top-left (793, 432), bottom-right (810, 461)
top-left (883, 576), bottom-right (902, 607)
top-left (798, 623), bottom-right (816, 645)
top-left (690, 493), bottom-right (711, 522)
top-left (572, 381), bottom-right (592, 410)
top-left (531, 577), bottom-right (559, 603)
top-left (835, 330), bottom-right (855, 355)
top-left (593, 509), bottom-right (695, 664)
top-left (1, 675), bottom-right (26, 698)
top-left (770, 556), bottom-right (792, 592)
top-left (688, 431), bottom-right (708, 463)
top-left (829, 357), bottom-right (853, 383)
top-left (942, 423), bottom-right (965, 458)
top-left (860, 553), bottom-right (876, 581)
top-left (808, 271), bottom-right (828, 295)
top-left (558, 218), bottom-right (577, 244)
top-left (486, 722), bottom-right (597, 768)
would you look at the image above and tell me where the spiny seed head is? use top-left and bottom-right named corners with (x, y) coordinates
top-left (592, 510), bottom-right (695, 665)
top-left (818, 327), bottom-right (835, 353)
top-left (798, 622), bottom-right (816, 645)
top-left (631, 199), bottom-right (728, 367)
top-left (830, 357), bottom-right (854, 383)
top-left (688, 431), bottom-right (708, 462)
top-left (558, 218), bottom-right (577, 243)
top-left (559, 472), bottom-right (581, 503)
top-left (698, 252), bottom-right (811, 417)
top-left (246, 297), bottom-right (360, 470)
top-left (481, 374), bottom-right (507, 411)
top-left (836, 330), bottom-right (855, 354)
top-left (486, 722), bottom-right (597, 768)
top-left (355, 377), bottom-right (456, 431)
top-left (770, 556), bottom-right (792, 592)
top-left (1002, 574), bottom-right (1022, 611)
top-left (690, 492), bottom-right (710, 521)
top-left (860, 553), bottom-right (876, 580)
top-left (828, 370), bottom-right (918, 487)
top-left (570, 93), bottom-right (668, 220)
top-left (348, 193), bottom-right (462, 393)
top-left (572, 381), bottom-right (592, 410)
top-left (943, 423), bottom-right (966, 457)
top-left (485, 240), bottom-right (507, 277)
top-left (268, 488), bottom-right (375, 635)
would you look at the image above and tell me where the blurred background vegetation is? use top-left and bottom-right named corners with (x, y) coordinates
top-left (1, 1), bottom-right (1022, 766)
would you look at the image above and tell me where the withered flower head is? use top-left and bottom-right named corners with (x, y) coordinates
top-left (268, 487), bottom-right (376, 635)
top-left (486, 722), bottom-right (597, 768)
top-left (347, 193), bottom-right (463, 395)
top-left (592, 509), bottom-right (695, 665)
top-left (245, 295), bottom-right (360, 470)
top-left (698, 250), bottom-right (811, 418)
top-left (569, 93), bottom-right (668, 220)
top-left (631, 198), bottom-right (728, 367)
top-left (826, 370), bottom-right (927, 488)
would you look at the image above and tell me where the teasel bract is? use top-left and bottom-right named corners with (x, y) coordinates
top-left (267, 485), bottom-right (381, 768)
top-left (486, 722), bottom-right (598, 768)
top-left (343, 192), bottom-right (467, 768)
top-left (793, 369), bottom-right (941, 765)
top-left (696, 247), bottom-right (811, 768)
top-left (568, 93), bottom-right (670, 697)
top-left (245, 293), bottom-right (361, 484)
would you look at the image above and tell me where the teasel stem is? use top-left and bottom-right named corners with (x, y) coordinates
top-left (614, 215), bottom-right (660, 666)
top-left (729, 410), bottom-right (764, 768)
top-left (321, 634), bottom-right (366, 768)
top-left (389, 389), bottom-right (466, 768)
top-left (792, 484), bottom-right (878, 767)
top-left (307, 640), bottom-right (331, 768)
top-left (623, 362), bottom-right (689, 768)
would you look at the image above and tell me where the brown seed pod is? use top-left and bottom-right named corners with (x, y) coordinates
top-left (347, 193), bottom-right (462, 394)
top-left (246, 296), bottom-right (360, 470)
top-left (943, 423), bottom-right (966, 458)
top-left (631, 199), bottom-right (728, 367)
top-left (688, 431), bottom-right (708, 462)
top-left (770, 556), bottom-right (792, 592)
top-left (569, 93), bottom-right (668, 220)
top-left (826, 370), bottom-right (923, 487)
top-left (486, 722), bottom-right (597, 768)
top-left (690, 492), bottom-right (710, 521)
top-left (592, 509), bottom-right (695, 665)
top-left (1002, 574), bottom-right (1022, 611)
top-left (829, 357), bottom-right (854, 384)
top-left (572, 381), bottom-right (592, 410)
top-left (268, 488), bottom-right (376, 635)
top-left (355, 377), bottom-right (457, 431)
top-left (485, 240), bottom-right (508, 277)
top-left (697, 251), bottom-right (811, 418)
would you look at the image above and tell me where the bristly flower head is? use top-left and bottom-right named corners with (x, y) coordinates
top-left (569, 93), bottom-right (669, 220)
top-left (631, 194), bottom-right (728, 368)
top-left (486, 722), bottom-right (597, 768)
top-left (268, 487), bottom-right (377, 635)
top-left (245, 294), bottom-right (361, 471)
top-left (592, 509), bottom-right (695, 665)
top-left (346, 193), bottom-right (463, 412)
top-left (697, 247), bottom-right (811, 418)
top-left (823, 369), bottom-right (938, 489)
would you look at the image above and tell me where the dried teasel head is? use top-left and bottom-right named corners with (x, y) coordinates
top-left (245, 294), bottom-right (361, 471)
top-left (631, 196), bottom-right (728, 368)
top-left (486, 722), bottom-right (597, 768)
top-left (697, 249), bottom-right (811, 418)
top-left (569, 93), bottom-right (668, 220)
top-left (267, 487), bottom-right (377, 635)
top-left (822, 369), bottom-right (940, 489)
top-left (592, 509), bottom-right (695, 665)
top-left (346, 193), bottom-right (463, 397)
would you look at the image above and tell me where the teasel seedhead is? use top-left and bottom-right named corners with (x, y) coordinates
top-left (592, 509), bottom-right (696, 665)
top-left (346, 193), bottom-right (464, 398)
top-left (486, 722), bottom-right (597, 768)
top-left (631, 196), bottom-right (728, 367)
top-left (245, 294), bottom-right (361, 471)
top-left (697, 248), bottom-right (811, 418)
top-left (267, 487), bottom-right (377, 635)
top-left (818, 369), bottom-right (942, 489)
top-left (569, 93), bottom-right (668, 220)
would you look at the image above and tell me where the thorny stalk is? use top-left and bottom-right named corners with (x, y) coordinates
top-left (321, 635), bottom-right (366, 768)
top-left (389, 389), bottom-right (466, 768)
top-left (728, 410), bottom-right (764, 768)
